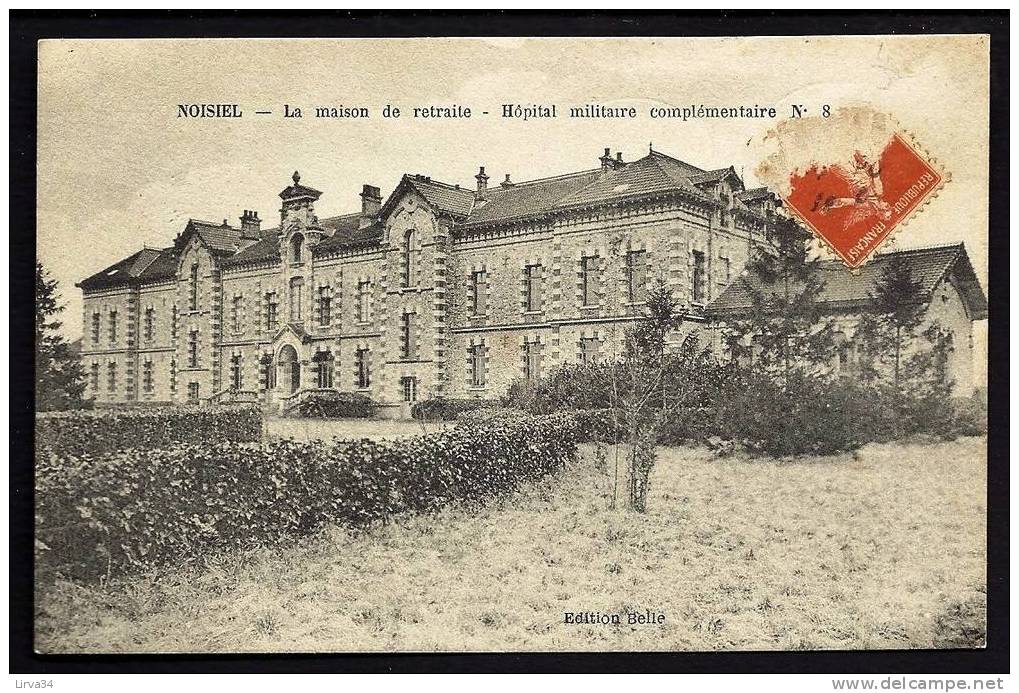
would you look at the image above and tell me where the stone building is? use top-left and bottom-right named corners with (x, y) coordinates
top-left (78, 146), bottom-right (782, 414)
top-left (705, 243), bottom-right (988, 396)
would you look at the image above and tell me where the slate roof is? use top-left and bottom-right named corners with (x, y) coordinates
top-left (80, 148), bottom-right (784, 289)
top-left (706, 243), bottom-right (987, 320)
top-left (182, 219), bottom-right (247, 255)
top-left (466, 169), bottom-right (602, 226)
top-left (313, 214), bottom-right (384, 255)
top-left (222, 213), bottom-right (383, 267)
top-left (689, 167), bottom-right (734, 185)
top-left (221, 233), bottom-right (280, 267)
top-left (736, 187), bottom-right (772, 203)
top-left (404, 176), bottom-right (476, 218)
top-left (279, 171), bottom-right (322, 200)
top-left (554, 151), bottom-right (711, 210)
top-left (462, 150), bottom-right (723, 229)
top-left (77, 247), bottom-right (179, 290)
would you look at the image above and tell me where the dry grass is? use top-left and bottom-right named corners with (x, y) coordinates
top-left (35, 436), bottom-right (986, 653)
top-left (265, 416), bottom-right (450, 442)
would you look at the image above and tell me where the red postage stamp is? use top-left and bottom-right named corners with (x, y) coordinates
top-left (755, 108), bottom-right (948, 268)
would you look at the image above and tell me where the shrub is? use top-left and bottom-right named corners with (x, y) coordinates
top-left (455, 407), bottom-right (530, 426)
top-left (289, 391), bottom-right (377, 419)
top-left (35, 406), bottom-right (263, 461)
top-left (571, 408), bottom-right (625, 443)
top-left (36, 413), bottom-right (577, 581)
top-left (504, 365), bottom-right (619, 414)
top-left (411, 397), bottom-right (499, 421)
top-left (949, 396), bottom-right (988, 437)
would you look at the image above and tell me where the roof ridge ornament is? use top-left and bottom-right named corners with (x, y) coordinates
top-left (292, 171), bottom-right (301, 185)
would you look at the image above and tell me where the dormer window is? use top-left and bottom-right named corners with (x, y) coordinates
top-left (290, 234), bottom-right (304, 263)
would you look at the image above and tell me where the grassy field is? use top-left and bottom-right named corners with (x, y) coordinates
top-left (265, 416), bottom-right (451, 441)
top-left (35, 436), bottom-right (986, 653)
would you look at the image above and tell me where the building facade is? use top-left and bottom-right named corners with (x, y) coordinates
top-left (78, 146), bottom-right (783, 412)
top-left (705, 243), bottom-right (988, 396)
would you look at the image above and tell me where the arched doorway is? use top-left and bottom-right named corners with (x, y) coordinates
top-left (278, 344), bottom-right (300, 394)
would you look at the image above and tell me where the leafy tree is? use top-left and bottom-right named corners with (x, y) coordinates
top-left (36, 262), bottom-right (85, 411)
top-left (732, 217), bottom-right (836, 383)
top-left (856, 255), bottom-right (926, 390)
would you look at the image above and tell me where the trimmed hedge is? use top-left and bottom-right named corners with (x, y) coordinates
top-left (455, 406), bottom-right (531, 427)
top-left (36, 413), bottom-right (577, 581)
top-left (289, 391), bottom-right (378, 419)
top-left (411, 397), bottom-right (499, 421)
top-left (35, 407), bottom-right (263, 461)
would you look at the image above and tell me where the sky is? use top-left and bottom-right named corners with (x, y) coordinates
top-left (38, 36), bottom-right (989, 351)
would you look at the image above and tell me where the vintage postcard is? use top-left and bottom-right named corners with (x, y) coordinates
top-left (31, 34), bottom-right (991, 657)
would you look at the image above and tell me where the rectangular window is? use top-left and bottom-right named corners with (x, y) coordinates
top-left (315, 355), bottom-right (334, 389)
top-left (144, 307), bottom-right (155, 342)
top-left (357, 281), bottom-right (370, 323)
top-left (108, 309), bottom-right (118, 343)
top-left (401, 376), bottom-right (418, 403)
top-left (188, 331), bottom-right (199, 368)
top-left (187, 382), bottom-right (199, 404)
top-left (400, 313), bottom-right (414, 360)
top-left (720, 256), bottom-right (731, 284)
top-left (260, 355), bottom-right (276, 390)
top-left (470, 271), bottom-right (486, 315)
top-left (107, 362), bottom-right (117, 392)
top-left (626, 250), bottom-right (648, 303)
top-left (232, 296), bottom-right (243, 333)
top-left (692, 251), bottom-right (706, 303)
top-left (581, 337), bottom-right (600, 364)
top-left (171, 304), bottom-right (178, 340)
top-left (356, 348), bottom-right (371, 389)
top-left (90, 312), bottom-right (101, 344)
top-left (289, 278), bottom-right (304, 323)
top-left (265, 292), bottom-right (279, 332)
top-left (170, 359), bottom-right (177, 393)
top-left (525, 265), bottom-right (543, 312)
top-left (524, 340), bottom-right (542, 381)
top-left (581, 256), bottom-right (599, 306)
top-left (470, 344), bottom-right (486, 387)
top-left (89, 362), bottom-right (100, 393)
top-left (189, 263), bottom-right (199, 311)
top-left (319, 286), bottom-right (332, 326)
top-left (142, 361), bottom-right (154, 393)
top-left (230, 354), bottom-right (243, 390)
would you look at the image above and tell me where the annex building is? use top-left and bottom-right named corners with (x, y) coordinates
top-left (78, 145), bottom-right (784, 413)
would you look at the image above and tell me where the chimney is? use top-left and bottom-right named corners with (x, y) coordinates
top-left (501, 173), bottom-right (515, 188)
top-left (475, 165), bottom-right (489, 199)
top-left (240, 210), bottom-right (261, 239)
top-left (616, 152), bottom-right (624, 166)
top-left (359, 184), bottom-right (382, 228)
top-left (600, 147), bottom-right (615, 171)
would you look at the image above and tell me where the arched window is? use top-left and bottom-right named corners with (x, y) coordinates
top-left (402, 230), bottom-right (416, 287)
top-left (313, 350), bottom-right (334, 389)
top-left (278, 345), bottom-right (300, 394)
top-left (290, 234), bottom-right (304, 263)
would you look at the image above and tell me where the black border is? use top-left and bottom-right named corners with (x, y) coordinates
top-left (10, 10), bottom-right (1009, 675)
